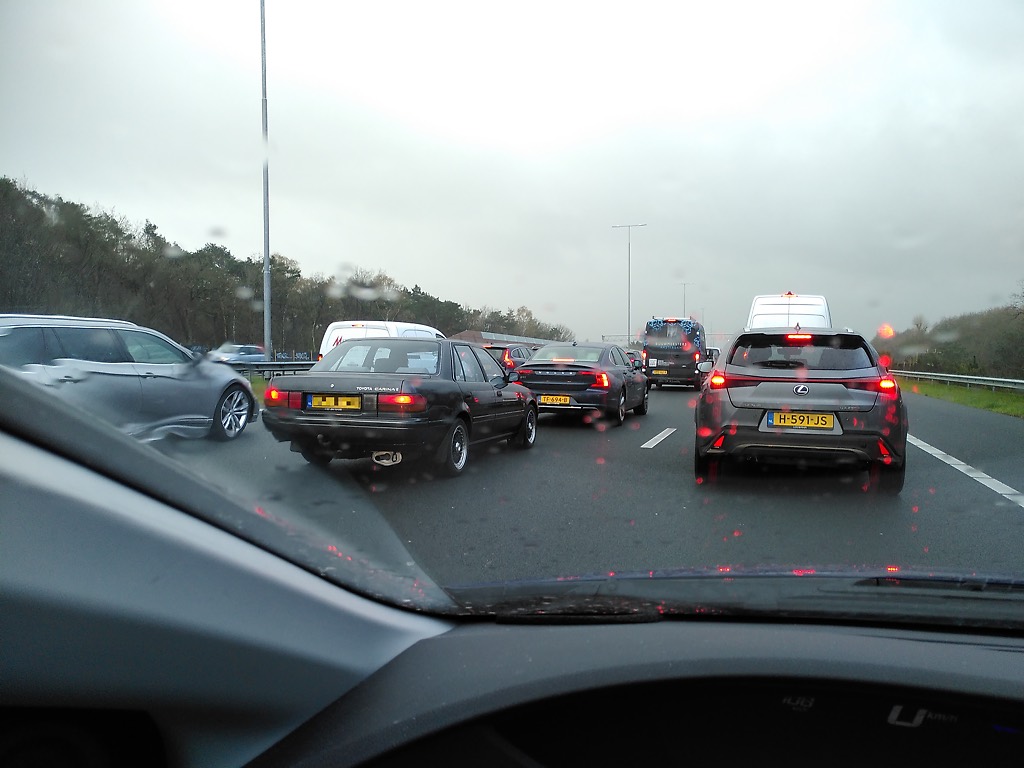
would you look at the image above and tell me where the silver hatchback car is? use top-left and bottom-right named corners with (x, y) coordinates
top-left (0, 314), bottom-right (258, 441)
top-left (694, 328), bottom-right (908, 493)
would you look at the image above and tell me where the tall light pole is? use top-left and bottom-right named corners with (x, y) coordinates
top-left (612, 223), bottom-right (646, 339)
top-left (260, 0), bottom-right (272, 360)
top-left (680, 282), bottom-right (693, 319)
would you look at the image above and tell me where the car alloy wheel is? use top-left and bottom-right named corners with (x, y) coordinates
top-left (212, 385), bottom-right (252, 441)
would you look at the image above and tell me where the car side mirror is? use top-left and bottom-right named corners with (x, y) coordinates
top-left (507, 371), bottom-right (521, 383)
top-left (696, 360), bottom-right (714, 374)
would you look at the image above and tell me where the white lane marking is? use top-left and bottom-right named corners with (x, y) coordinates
top-left (642, 428), bottom-right (676, 449)
top-left (908, 434), bottom-right (1024, 509)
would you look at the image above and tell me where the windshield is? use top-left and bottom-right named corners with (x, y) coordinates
top-left (4, 1), bottom-right (1024, 630)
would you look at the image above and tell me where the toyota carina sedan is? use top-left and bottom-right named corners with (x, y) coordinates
top-left (262, 337), bottom-right (538, 475)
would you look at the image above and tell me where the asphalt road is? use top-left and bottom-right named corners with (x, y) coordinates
top-left (155, 388), bottom-right (1024, 592)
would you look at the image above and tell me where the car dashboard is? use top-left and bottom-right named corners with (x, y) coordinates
top-left (2, 366), bottom-right (1024, 768)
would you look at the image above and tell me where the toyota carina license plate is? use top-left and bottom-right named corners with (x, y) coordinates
top-left (768, 411), bottom-right (834, 429)
top-left (309, 394), bottom-right (361, 410)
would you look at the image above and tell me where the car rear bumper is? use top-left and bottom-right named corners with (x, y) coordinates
top-left (262, 410), bottom-right (450, 456)
top-left (697, 427), bottom-right (906, 468)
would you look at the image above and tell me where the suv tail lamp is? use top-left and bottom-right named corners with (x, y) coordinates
top-left (709, 372), bottom-right (764, 390)
top-left (848, 377), bottom-right (899, 397)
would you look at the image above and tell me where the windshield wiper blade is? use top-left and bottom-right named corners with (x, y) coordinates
top-left (449, 572), bottom-right (1024, 630)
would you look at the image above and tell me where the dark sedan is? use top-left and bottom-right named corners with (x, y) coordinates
top-left (262, 338), bottom-right (538, 476)
top-left (482, 343), bottom-right (536, 370)
top-left (515, 341), bottom-right (648, 426)
top-left (693, 328), bottom-right (909, 492)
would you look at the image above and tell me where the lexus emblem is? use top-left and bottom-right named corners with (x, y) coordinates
top-left (793, 385), bottom-right (809, 396)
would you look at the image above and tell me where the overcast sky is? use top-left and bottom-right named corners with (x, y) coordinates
top-left (3, 0), bottom-right (1024, 343)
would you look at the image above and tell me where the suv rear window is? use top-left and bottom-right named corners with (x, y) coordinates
top-left (728, 334), bottom-right (873, 371)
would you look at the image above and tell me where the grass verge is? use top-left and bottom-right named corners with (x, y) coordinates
top-left (896, 376), bottom-right (1024, 419)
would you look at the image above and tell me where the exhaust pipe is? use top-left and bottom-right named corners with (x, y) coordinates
top-left (372, 451), bottom-right (403, 466)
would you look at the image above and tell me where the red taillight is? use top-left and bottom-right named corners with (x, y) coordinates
top-left (502, 349), bottom-right (514, 368)
top-left (317, 353), bottom-right (323, 361)
top-left (589, 372), bottom-right (611, 389)
top-left (378, 393), bottom-right (428, 413)
top-left (264, 385), bottom-right (284, 409)
top-left (708, 372), bottom-right (765, 390)
top-left (264, 387), bottom-right (302, 408)
top-left (849, 377), bottom-right (899, 397)
top-left (786, 334), bottom-right (812, 342)
top-left (517, 368), bottom-right (534, 377)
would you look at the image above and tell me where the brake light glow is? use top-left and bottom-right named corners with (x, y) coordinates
top-left (502, 349), bottom-right (514, 368)
top-left (709, 373), bottom-right (727, 388)
top-left (878, 377), bottom-right (897, 391)
top-left (264, 387), bottom-right (302, 409)
top-left (589, 372), bottom-right (611, 389)
top-left (786, 334), bottom-right (812, 341)
top-left (694, 352), bottom-right (700, 362)
top-left (378, 393), bottom-right (428, 413)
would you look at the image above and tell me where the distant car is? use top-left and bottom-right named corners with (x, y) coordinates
top-left (515, 341), bottom-right (648, 426)
top-left (482, 343), bottom-right (535, 370)
top-left (208, 343), bottom-right (266, 364)
top-left (261, 337), bottom-right (537, 475)
top-left (693, 327), bottom-right (908, 492)
top-left (0, 314), bottom-right (258, 441)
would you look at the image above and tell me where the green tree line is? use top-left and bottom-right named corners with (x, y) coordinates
top-left (0, 178), bottom-right (573, 356)
top-left (871, 291), bottom-right (1024, 379)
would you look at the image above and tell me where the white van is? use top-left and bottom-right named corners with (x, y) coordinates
top-left (317, 320), bottom-right (446, 360)
top-left (745, 292), bottom-right (831, 330)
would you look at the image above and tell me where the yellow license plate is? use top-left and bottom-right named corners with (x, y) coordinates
top-left (768, 411), bottom-right (834, 429)
top-left (310, 394), bottom-right (361, 410)
top-left (652, 369), bottom-right (668, 375)
top-left (540, 395), bottom-right (571, 405)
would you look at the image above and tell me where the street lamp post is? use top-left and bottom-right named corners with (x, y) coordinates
top-left (680, 282), bottom-right (693, 318)
top-left (260, 0), bottom-right (272, 361)
top-left (612, 223), bottom-right (647, 339)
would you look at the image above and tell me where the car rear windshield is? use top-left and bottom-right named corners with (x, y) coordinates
top-left (315, 339), bottom-right (441, 375)
top-left (728, 334), bottom-right (874, 371)
top-left (531, 346), bottom-right (603, 363)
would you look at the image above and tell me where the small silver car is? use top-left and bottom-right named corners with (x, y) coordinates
top-left (0, 314), bottom-right (258, 441)
top-left (207, 343), bottom-right (266, 365)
